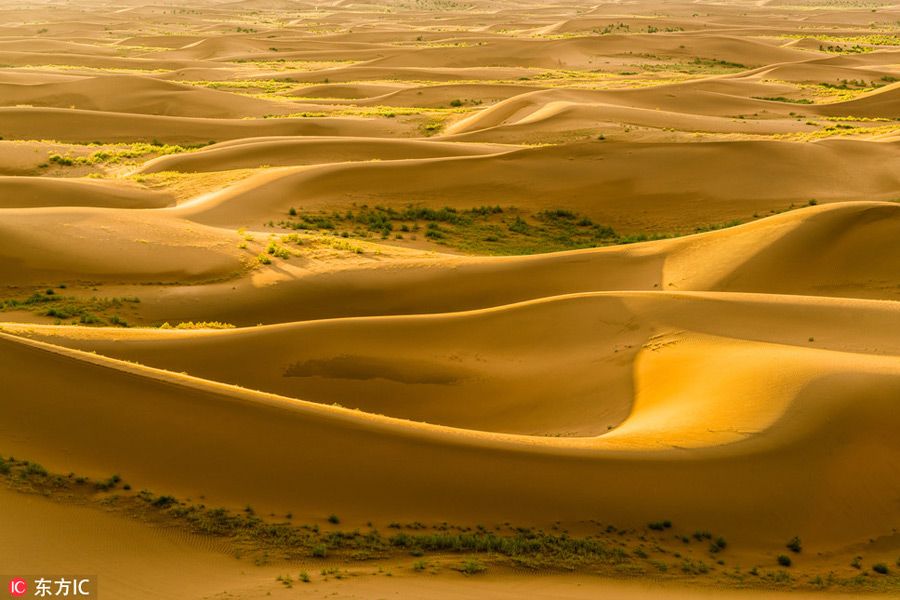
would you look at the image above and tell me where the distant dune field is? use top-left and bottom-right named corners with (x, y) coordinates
top-left (1, 0), bottom-right (899, 597)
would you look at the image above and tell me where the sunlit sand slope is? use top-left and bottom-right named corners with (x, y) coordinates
top-left (2, 291), bottom-right (898, 551)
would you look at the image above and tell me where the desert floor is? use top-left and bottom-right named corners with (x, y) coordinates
top-left (0, 0), bottom-right (899, 597)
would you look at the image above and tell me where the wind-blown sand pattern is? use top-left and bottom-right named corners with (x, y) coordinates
top-left (1, 0), bottom-right (899, 597)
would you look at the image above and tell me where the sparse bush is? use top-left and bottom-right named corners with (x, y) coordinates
top-left (328, 513), bottom-right (340, 524)
top-left (48, 153), bottom-right (74, 166)
top-left (777, 555), bottom-right (792, 567)
top-left (786, 536), bottom-right (802, 553)
top-left (95, 474), bottom-right (121, 491)
top-left (109, 315), bottom-right (130, 328)
top-left (152, 495), bottom-right (177, 507)
top-left (460, 557), bottom-right (485, 575)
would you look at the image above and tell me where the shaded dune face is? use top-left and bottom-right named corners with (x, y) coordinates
top-left (3, 293), bottom-right (900, 551)
top-left (2, 0), bottom-right (900, 595)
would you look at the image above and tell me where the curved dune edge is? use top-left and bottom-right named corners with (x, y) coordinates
top-left (0, 176), bottom-right (174, 209)
top-left (168, 145), bottom-right (900, 232)
top-left (135, 136), bottom-right (515, 174)
top-left (1, 202), bottom-right (898, 325)
top-left (0, 107), bottom-right (405, 144)
top-left (2, 301), bottom-right (900, 548)
top-left (7, 292), bottom-right (900, 440)
top-left (3, 289), bottom-right (899, 449)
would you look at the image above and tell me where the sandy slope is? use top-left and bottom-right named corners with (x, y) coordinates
top-left (137, 137), bottom-right (510, 173)
top-left (1, 489), bottom-right (851, 600)
top-left (362, 35), bottom-right (820, 70)
top-left (0, 208), bottom-right (246, 284)
top-left (2, 0), bottom-right (900, 595)
top-left (0, 107), bottom-right (406, 143)
top-left (0, 176), bottom-right (173, 208)
top-left (0, 488), bottom-right (246, 600)
top-left (2, 202), bottom-right (897, 321)
top-left (0, 75), bottom-right (296, 118)
top-left (2, 291), bottom-right (899, 551)
top-left (173, 141), bottom-right (900, 231)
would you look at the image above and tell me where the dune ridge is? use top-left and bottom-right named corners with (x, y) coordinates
top-left (2, 0), bottom-right (900, 597)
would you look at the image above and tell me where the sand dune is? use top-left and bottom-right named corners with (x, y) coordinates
top-left (447, 101), bottom-right (808, 142)
top-left (174, 140), bottom-right (900, 232)
top-left (0, 69), bottom-right (83, 84)
top-left (813, 81), bottom-right (900, 120)
top-left (0, 38), bottom-right (119, 55)
top-left (137, 136), bottom-right (510, 173)
top-left (0, 74), bottom-right (295, 118)
top-left (289, 82), bottom-right (413, 99)
top-left (0, 177), bottom-right (173, 209)
top-left (363, 35), bottom-right (819, 70)
top-left (253, 65), bottom-right (547, 84)
top-left (0, 208), bottom-right (245, 285)
top-left (445, 86), bottom-right (793, 136)
top-left (738, 60), bottom-right (893, 85)
top-left (0, 201), bottom-right (885, 328)
top-left (0, 107), bottom-right (404, 143)
top-left (24, 288), bottom-right (900, 439)
top-left (351, 82), bottom-right (547, 108)
top-left (2, 290), bottom-right (898, 550)
top-left (163, 203), bottom-right (900, 326)
top-left (0, 50), bottom-right (221, 72)
top-left (3, 1), bottom-right (900, 597)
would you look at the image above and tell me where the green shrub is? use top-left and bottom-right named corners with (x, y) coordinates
top-left (873, 563), bottom-right (888, 575)
top-left (786, 536), bottom-right (802, 553)
top-left (460, 557), bottom-right (485, 575)
top-left (48, 153), bottom-right (74, 166)
top-left (25, 462), bottom-right (48, 477)
top-left (777, 555), bottom-right (792, 567)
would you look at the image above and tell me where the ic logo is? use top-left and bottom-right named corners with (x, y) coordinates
top-left (8, 579), bottom-right (27, 597)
